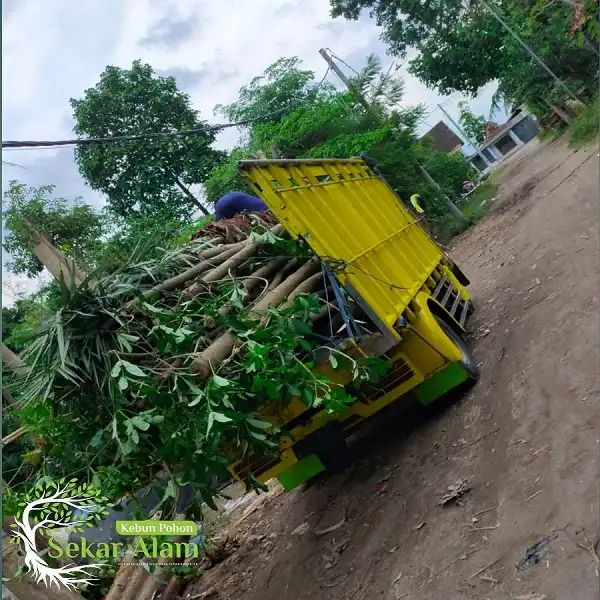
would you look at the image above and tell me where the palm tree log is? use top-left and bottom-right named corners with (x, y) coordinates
top-left (190, 259), bottom-right (320, 378)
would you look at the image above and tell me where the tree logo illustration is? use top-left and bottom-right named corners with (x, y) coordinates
top-left (9, 478), bottom-right (112, 589)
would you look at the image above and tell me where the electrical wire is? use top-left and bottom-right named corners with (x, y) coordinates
top-left (328, 49), bottom-right (404, 112)
top-left (321, 256), bottom-right (410, 291)
top-left (1, 160), bottom-right (26, 168)
top-left (326, 48), bottom-right (461, 133)
top-left (1, 67), bottom-right (331, 151)
top-left (327, 49), bottom-right (361, 77)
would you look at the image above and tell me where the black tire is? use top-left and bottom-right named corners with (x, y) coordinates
top-left (435, 316), bottom-right (480, 383)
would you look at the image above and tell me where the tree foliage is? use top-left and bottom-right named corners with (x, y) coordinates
top-left (2, 299), bottom-right (50, 354)
top-left (71, 60), bottom-right (225, 219)
top-left (204, 55), bottom-right (474, 223)
top-left (331, 0), bottom-right (599, 115)
top-left (422, 150), bottom-right (477, 204)
top-left (8, 229), bottom-right (388, 516)
top-left (350, 53), bottom-right (406, 112)
top-left (457, 101), bottom-right (486, 145)
top-left (214, 57), bottom-right (325, 132)
top-left (2, 182), bottom-right (105, 278)
top-left (330, 0), bottom-right (466, 58)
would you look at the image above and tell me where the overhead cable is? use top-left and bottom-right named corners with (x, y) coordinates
top-left (2, 68), bottom-right (331, 150)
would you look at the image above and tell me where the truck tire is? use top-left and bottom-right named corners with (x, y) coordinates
top-left (435, 316), bottom-right (480, 384)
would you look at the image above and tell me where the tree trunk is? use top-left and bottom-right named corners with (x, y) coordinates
top-left (134, 514), bottom-right (187, 600)
top-left (175, 178), bottom-right (210, 216)
top-left (1, 345), bottom-right (29, 447)
top-left (190, 259), bottom-right (320, 378)
top-left (542, 98), bottom-right (573, 124)
top-left (119, 561), bottom-right (150, 600)
top-left (1, 344), bottom-right (29, 377)
top-left (22, 220), bottom-right (86, 287)
top-left (185, 224), bottom-right (285, 298)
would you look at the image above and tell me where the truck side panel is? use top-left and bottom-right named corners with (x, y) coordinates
top-left (239, 158), bottom-right (444, 332)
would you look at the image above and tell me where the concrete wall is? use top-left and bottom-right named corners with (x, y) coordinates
top-left (469, 112), bottom-right (539, 174)
top-left (512, 115), bottom-right (539, 144)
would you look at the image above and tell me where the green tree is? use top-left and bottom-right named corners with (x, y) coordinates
top-left (422, 150), bottom-right (477, 204)
top-left (214, 57), bottom-right (326, 133)
top-left (332, 0), bottom-right (598, 111)
top-left (457, 101), bottom-right (486, 145)
top-left (2, 298), bottom-right (50, 353)
top-left (208, 56), bottom-right (425, 177)
top-left (2, 181), bottom-right (105, 277)
top-left (204, 55), bottom-right (475, 220)
top-left (330, 0), bottom-right (466, 58)
top-left (91, 210), bottom-right (190, 273)
top-left (350, 53), bottom-right (406, 112)
top-left (202, 148), bottom-right (254, 206)
top-left (71, 60), bottom-right (226, 219)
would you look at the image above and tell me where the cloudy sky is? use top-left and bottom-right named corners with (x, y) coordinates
top-left (2, 0), bottom-right (504, 305)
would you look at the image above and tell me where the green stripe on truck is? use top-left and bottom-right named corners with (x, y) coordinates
top-left (414, 362), bottom-right (469, 406)
top-left (277, 455), bottom-right (326, 491)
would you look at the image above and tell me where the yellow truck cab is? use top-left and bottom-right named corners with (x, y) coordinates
top-left (228, 156), bottom-right (478, 490)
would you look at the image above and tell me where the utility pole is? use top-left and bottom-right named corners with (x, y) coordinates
top-left (419, 166), bottom-right (468, 224)
top-left (320, 48), bottom-right (467, 224)
top-left (438, 103), bottom-right (492, 168)
top-left (318, 48), bottom-right (380, 119)
top-left (478, 0), bottom-right (581, 103)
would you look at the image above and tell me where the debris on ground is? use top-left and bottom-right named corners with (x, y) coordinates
top-left (440, 479), bottom-right (473, 506)
top-left (517, 537), bottom-right (553, 571)
top-left (191, 212), bottom-right (279, 244)
top-left (315, 514), bottom-right (346, 536)
top-left (291, 522), bottom-right (310, 536)
top-left (323, 537), bottom-right (350, 569)
top-left (513, 594), bottom-right (546, 600)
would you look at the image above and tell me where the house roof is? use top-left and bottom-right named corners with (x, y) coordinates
top-left (484, 121), bottom-right (504, 142)
top-left (420, 121), bottom-right (463, 153)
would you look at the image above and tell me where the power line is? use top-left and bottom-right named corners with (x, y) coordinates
top-left (2, 68), bottom-right (331, 151)
top-left (2, 160), bottom-right (26, 168)
top-left (327, 49), bottom-right (361, 78)
top-left (326, 49), bottom-right (463, 132)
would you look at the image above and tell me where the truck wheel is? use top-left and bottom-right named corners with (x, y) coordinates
top-left (435, 316), bottom-right (480, 383)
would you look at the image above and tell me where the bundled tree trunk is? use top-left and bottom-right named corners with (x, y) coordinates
top-left (184, 224), bottom-right (285, 298)
top-left (190, 259), bottom-right (321, 378)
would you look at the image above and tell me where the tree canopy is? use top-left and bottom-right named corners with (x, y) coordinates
top-left (458, 101), bottom-right (486, 145)
top-left (71, 60), bottom-right (226, 219)
top-left (2, 182), bottom-right (105, 278)
top-left (204, 55), bottom-right (474, 224)
top-left (330, 0), bottom-right (599, 115)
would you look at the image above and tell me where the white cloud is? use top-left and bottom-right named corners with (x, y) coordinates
top-left (2, 272), bottom-right (51, 308)
top-left (1, 0), bottom-right (505, 305)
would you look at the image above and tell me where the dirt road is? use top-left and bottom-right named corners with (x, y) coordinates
top-left (187, 137), bottom-right (598, 600)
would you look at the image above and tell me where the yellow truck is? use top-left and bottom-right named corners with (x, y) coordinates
top-left (228, 156), bottom-right (478, 491)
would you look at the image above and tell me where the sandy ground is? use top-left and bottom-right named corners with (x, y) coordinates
top-left (185, 136), bottom-right (599, 600)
